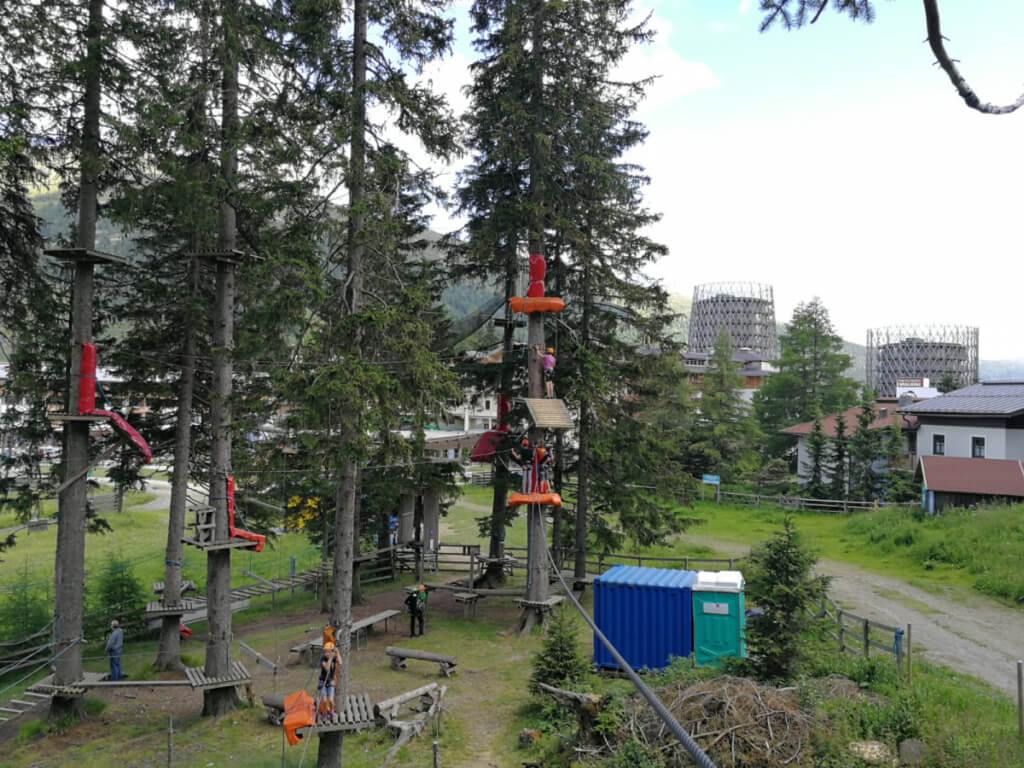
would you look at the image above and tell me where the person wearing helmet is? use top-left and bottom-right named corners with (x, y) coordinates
top-left (317, 640), bottom-right (341, 724)
top-left (536, 445), bottom-right (553, 493)
top-left (542, 346), bottom-right (556, 397)
top-left (404, 585), bottom-right (426, 637)
top-left (510, 437), bottom-right (534, 492)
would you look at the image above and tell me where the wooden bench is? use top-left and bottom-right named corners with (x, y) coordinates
top-left (385, 646), bottom-right (457, 677)
top-left (453, 591), bottom-right (479, 619)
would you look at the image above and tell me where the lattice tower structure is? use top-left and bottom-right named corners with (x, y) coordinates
top-left (866, 325), bottom-right (979, 396)
top-left (688, 282), bottom-right (779, 359)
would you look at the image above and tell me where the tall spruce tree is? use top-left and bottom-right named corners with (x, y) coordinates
top-left (828, 408), bottom-right (850, 500)
top-left (850, 388), bottom-right (880, 501)
top-left (690, 330), bottom-right (760, 482)
top-left (458, 0), bottom-right (688, 583)
top-left (802, 412), bottom-right (828, 499)
top-left (755, 298), bottom-right (858, 459)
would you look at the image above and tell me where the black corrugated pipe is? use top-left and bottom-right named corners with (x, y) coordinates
top-left (547, 551), bottom-right (718, 768)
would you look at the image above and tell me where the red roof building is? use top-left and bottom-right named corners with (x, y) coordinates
top-left (918, 455), bottom-right (1024, 513)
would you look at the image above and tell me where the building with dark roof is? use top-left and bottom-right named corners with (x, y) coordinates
top-left (899, 382), bottom-right (1024, 462)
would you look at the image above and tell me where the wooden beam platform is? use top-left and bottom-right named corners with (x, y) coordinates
top-left (44, 247), bottom-right (129, 265)
top-left (145, 599), bottom-right (200, 618)
top-left (295, 693), bottom-right (374, 735)
top-left (523, 398), bottom-right (573, 429)
top-left (181, 536), bottom-right (259, 552)
top-left (27, 671), bottom-right (106, 698)
top-left (48, 413), bottom-right (107, 423)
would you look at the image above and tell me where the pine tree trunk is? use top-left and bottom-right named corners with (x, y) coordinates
top-left (522, 0), bottom-right (549, 629)
top-left (51, 0), bottom-right (103, 720)
top-left (574, 258), bottom-right (592, 583)
top-left (156, 250), bottom-right (199, 672)
top-left (318, 2), bottom-right (365, 762)
top-left (202, 0), bottom-right (239, 716)
top-left (484, 244), bottom-right (517, 585)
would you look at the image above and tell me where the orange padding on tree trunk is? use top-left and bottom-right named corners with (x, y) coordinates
top-left (507, 492), bottom-right (562, 507)
top-left (509, 296), bottom-right (564, 314)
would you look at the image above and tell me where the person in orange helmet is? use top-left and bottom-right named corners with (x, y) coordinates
top-left (316, 640), bottom-right (341, 724)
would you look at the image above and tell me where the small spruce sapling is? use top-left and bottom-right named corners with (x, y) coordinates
top-left (744, 517), bottom-right (830, 681)
top-left (530, 606), bottom-right (588, 694)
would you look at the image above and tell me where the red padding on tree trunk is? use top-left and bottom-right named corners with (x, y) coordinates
top-left (78, 342), bottom-right (98, 414)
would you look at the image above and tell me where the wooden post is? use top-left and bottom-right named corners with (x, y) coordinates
top-left (167, 715), bottom-right (173, 768)
top-left (907, 623), bottom-right (912, 682)
top-left (863, 618), bottom-right (870, 659)
top-left (837, 609), bottom-right (844, 653)
top-left (1017, 660), bottom-right (1023, 738)
top-left (433, 740), bottom-right (440, 768)
top-left (469, 552), bottom-right (475, 588)
top-left (684, 557), bottom-right (689, 570)
top-left (728, 558), bottom-right (734, 569)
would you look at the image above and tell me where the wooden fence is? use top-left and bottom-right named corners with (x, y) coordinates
top-left (718, 490), bottom-right (893, 512)
top-left (811, 597), bottom-right (911, 679)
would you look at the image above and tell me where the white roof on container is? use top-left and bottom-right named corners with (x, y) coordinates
top-left (692, 570), bottom-right (744, 593)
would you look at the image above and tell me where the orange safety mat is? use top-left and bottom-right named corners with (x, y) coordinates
top-left (283, 690), bottom-right (315, 746)
top-left (508, 296), bottom-right (565, 314)
top-left (507, 492), bottom-right (562, 507)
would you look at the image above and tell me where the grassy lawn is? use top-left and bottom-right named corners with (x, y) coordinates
top-left (0, 493), bottom-right (324, 598)
top-left (2, 484), bottom-right (1023, 766)
top-left (684, 499), bottom-right (1024, 604)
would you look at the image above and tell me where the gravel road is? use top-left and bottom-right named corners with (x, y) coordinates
top-left (688, 535), bottom-right (1024, 698)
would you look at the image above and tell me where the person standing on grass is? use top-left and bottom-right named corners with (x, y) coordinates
top-left (404, 587), bottom-right (425, 638)
top-left (105, 620), bottom-right (123, 681)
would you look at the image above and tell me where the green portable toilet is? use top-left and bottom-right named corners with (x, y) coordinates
top-left (692, 570), bottom-right (745, 666)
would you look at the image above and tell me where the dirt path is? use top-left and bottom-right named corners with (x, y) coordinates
top-left (688, 534), bottom-right (1024, 698)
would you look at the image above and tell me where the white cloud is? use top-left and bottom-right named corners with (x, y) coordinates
top-left (616, 7), bottom-right (720, 111)
top-left (738, 0), bottom-right (752, 14)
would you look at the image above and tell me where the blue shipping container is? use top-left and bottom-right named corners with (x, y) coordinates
top-left (593, 565), bottom-right (696, 670)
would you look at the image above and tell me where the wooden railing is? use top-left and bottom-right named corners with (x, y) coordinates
top-left (810, 596), bottom-right (911, 678)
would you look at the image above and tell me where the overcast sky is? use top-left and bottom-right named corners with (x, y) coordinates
top-left (420, 1), bottom-right (1024, 359)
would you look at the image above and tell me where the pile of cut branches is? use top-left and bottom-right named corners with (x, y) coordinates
top-left (616, 676), bottom-right (812, 767)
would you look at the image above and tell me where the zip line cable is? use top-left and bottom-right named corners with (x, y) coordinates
top-left (547, 550), bottom-right (718, 768)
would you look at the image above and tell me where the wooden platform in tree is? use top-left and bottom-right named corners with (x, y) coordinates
top-left (47, 413), bottom-right (107, 423)
top-left (185, 661), bottom-right (253, 702)
top-left (145, 599), bottom-right (201, 618)
top-left (523, 398), bottom-right (573, 429)
top-left (181, 536), bottom-right (259, 552)
top-left (295, 693), bottom-right (375, 735)
top-left (27, 671), bottom-right (107, 698)
top-left (44, 247), bottom-right (129, 265)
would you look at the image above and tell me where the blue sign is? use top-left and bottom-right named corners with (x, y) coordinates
top-left (702, 474), bottom-right (721, 485)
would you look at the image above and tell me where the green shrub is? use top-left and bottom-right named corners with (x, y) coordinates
top-left (86, 552), bottom-right (146, 640)
top-left (529, 606), bottom-right (588, 694)
top-left (0, 563), bottom-right (50, 640)
top-left (16, 719), bottom-right (48, 743)
top-left (602, 738), bottom-right (663, 768)
top-left (83, 697), bottom-right (107, 716)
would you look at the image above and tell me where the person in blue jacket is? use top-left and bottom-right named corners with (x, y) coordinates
top-left (105, 620), bottom-right (124, 681)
